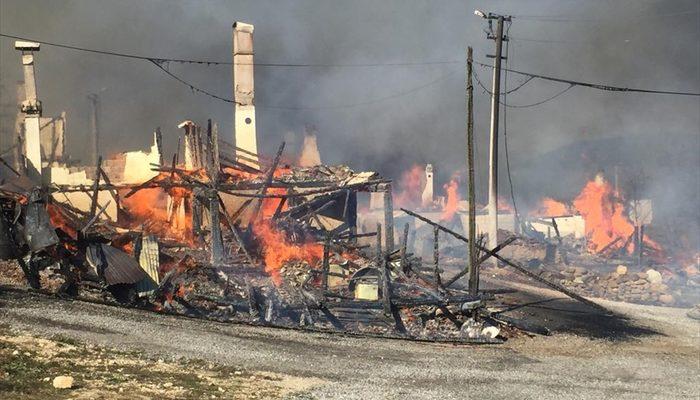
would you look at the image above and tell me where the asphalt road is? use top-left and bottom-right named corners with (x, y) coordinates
top-left (1, 284), bottom-right (698, 399)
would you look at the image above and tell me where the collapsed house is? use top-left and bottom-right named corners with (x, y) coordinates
top-left (4, 28), bottom-right (584, 344)
top-left (3, 23), bottom-right (695, 347)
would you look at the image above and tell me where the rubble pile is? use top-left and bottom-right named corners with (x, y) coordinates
top-left (2, 129), bottom-right (546, 344)
top-left (538, 264), bottom-right (699, 307)
top-left (467, 231), bottom-right (700, 308)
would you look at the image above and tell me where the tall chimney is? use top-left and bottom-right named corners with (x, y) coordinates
top-left (232, 22), bottom-right (258, 167)
top-left (15, 41), bottom-right (42, 180)
top-left (421, 164), bottom-right (434, 207)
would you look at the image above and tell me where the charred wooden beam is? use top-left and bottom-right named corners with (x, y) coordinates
top-left (97, 164), bottom-right (120, 213)
top-left (321, 236), bottom-right (330, 291)
top-left (551, 217), bottom-right (569, 265)
top-left (598, 236), bottom-right (623, 255)
top-left (89, 156), bottom-right (102, 218)
top-left (382, 183), bottom-right (394, 252)
top-left (250, 141), bottom-right (285, 222)
top-left (437, 305), bottom-right (463, 329)
top-left (81, 200), bottom-right (111, 233)
top-left (382, 256), bottom-right (392, 316)
top-left (401, 208), bottom-right (610, 314)
top-left (247, 283), bottom-right (261, 320)
top-left (444, 236), bottom-right (516, 288)
top-left (217, 195), bottom-right (257, 267)
top-left (433, 225), bottom-right (442, 288)
top-left (400, 223), bottom-right (409, 274)
top-left (209, 194), bottom-right (224, 264)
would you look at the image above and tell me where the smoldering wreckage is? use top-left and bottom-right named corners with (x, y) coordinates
top-left (2, 24), bottom-right (699, 346)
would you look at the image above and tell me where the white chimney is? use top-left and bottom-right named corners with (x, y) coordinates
top-left (421, 163), bottom-right (434, 207)
top-left (15, 41), bottom-right (42, 180)
top-left (232, 22), bottom-right (258, 168)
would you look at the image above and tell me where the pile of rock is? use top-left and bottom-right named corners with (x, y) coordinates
top-left (538, 264), bottom-right (698, 307)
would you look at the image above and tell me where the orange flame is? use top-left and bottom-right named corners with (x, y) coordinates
top-left (252, 220), bottom-right (324, 285)
top-left (46, 203), bottom-right (79, 239)
top-left (531, 197), bottom-right (570, 217)
top-left (573, 174), bottom-right (632, 253)
top-left (259, 188), bottom-right (288, 219)
top-left (440, 178), bottom-right (459, 221)
top-left (573, 173), bottom-right (662, 256)
top-left (121, 187), bottom-right (192, 242)
top-left (497, 196), bottom-right (514, 213)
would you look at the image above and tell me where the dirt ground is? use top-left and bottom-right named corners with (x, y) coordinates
top-left (1, 281), bottom-right (698, 400)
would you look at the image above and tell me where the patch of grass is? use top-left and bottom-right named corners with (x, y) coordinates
top-left (50, 334), bottom-right (81, 347)
top-left (0, 348), bottom-right (64, 398)
top-left (0, 332), bottom-right (291, 400)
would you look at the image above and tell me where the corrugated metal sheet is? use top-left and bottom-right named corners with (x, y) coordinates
top-left (24, 193), bottom-right (59, 252)
top-left (87, 244), bottom-right (147, 286)
top-left (135, 235), bottom-right (159, 295)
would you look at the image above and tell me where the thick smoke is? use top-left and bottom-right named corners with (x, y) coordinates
top-left (0, 0), bottom-right (698, 238)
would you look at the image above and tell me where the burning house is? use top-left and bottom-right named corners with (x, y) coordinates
top-left (1, 16), bottom-right (697, 351)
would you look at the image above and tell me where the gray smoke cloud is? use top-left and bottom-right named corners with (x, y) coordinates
top-left (1, 0), bottom-right (698, 238)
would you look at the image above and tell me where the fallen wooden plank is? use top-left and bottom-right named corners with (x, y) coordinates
top-left (401, 208), bottom-right (610, 314)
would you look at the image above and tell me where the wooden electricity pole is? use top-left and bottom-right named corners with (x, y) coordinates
top-left (466, 47), bottom-right (478, 295)
top-left (87, 93), bottom-right (100, 166)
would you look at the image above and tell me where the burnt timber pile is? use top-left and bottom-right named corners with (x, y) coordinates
top-left (0, 118), bottom-right (612, 343)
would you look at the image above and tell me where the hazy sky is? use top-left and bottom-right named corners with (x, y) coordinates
top-left (1, 0), bottom-right (698, 210)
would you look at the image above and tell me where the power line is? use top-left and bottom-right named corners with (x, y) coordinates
top-left (149, 60), bottom-right (234, 102)
top-left (512, 9), bottom-right (699, 22)
top-left (3, 32), bottom-right (697, 97)
top-left (152, 59), bottom-right (459, 109)
top-left (510, 36), bottom-right (587, 44)
top-left (475, 61), bottom-right (700, 96)
top-left (0, 33), bottom-right (460, 68)
top-left (473, 68), bottom-right (574, 108)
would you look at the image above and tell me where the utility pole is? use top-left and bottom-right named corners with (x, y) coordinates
top-left (87, 93), bottom-right (100, 165)
top-left (475, 10), bottom-right (511, 257)
top-left (466, 47), bottom-right (478, 295)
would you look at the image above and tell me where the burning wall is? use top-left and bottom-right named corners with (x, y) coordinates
top-left (528, 173), bottom-right (663, 257)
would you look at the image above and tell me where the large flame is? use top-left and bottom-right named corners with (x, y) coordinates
top-left (531, 197), bottom-right (570, 217)
top-left (121, 187), bottom-right (192, 242)
top-left (573, 174), bottom-right (633, 253)
top-left (573, 173), bottom-right (661, 256)
top-left (259, 188), bottom-right (288, 219)
top-left (252, 220), bottom-right (324, 284)
top-left (440, 178), bottom-right (459, 221)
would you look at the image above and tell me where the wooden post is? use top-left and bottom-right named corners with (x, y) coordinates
top-left (321, 236), bottom-right (330, 291)
top-left (212, 122), bottom-right (221, 175)
top-left (400, 223), bottom-right (409, 273)
top-left (466, 46), bottom-right (478, 295)
top-left (433, 225), bottom-right (441, 287)
top-left (551, 217), bottom-right (569, 265)
top-left (375, 223), bottom-right (382, 266)
top-left (382, 184), bottom-right (395, 253)
top-left (155, 127), bottom-right (164, 166)
top-left (637, 224), bottom-right (645, 267)
top-left (207, 120), bottom-right (224, 264)
top-left (89, 156), bottom-right (102, 219)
